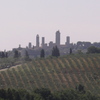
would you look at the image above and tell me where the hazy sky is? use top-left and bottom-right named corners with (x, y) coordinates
top-left (0, 0), bottom-right (100, 51)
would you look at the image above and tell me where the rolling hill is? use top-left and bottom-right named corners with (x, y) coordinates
top-left (0, 54), bottom-right (100, 95)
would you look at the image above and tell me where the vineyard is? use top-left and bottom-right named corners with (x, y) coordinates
top-left (0, 54), bottom-right (100, 95)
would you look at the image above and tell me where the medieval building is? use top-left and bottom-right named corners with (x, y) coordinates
top-left (12, 30), bottom-right (100, 58)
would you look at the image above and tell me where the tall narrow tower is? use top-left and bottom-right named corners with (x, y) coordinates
top-left (55, 30), bottom-right (60, 46)
top-left (41, 37), bottom-right (45, 48)
top-left (66, 36), bottom-right (70, 47)
top-left (36, 34), bottom-right (39, 47)
top-left (28, 42), bottom-right (32, 49)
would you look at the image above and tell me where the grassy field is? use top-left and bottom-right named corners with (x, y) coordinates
top-left (0, 54), bottom-right (100, 95)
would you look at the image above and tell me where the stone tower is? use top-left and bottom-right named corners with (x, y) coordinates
top-left (28, 42), bottom-right (32, 49)
top-left (41, 37), bottom-right (45, 48)
top-left (36, 34), bottom-right (39, 47)
top-left (66, 36), bottom-right (70, 47)
top-left (55, 30), bottom-right (60, 46)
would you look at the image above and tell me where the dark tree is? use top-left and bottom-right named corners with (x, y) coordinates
top-left (0, 52), bottom-right (1, 58)
top-left (40, 49), bottom-right (45, 58)
top-left (52, 47), bottom-right (55, 57)
top-left (14, 50), bottom-right (20, 58)
top-left (76, 84), bottom-right (85, 93)
top-left (5, 52), bottom-right (8, 58)
top-left (1, 52), bottom-right (5, 58)
top-left (69, 48), bottom-right (72, 54)
top-left (0, 89), bottom-right (7, 99)
top-left (52, 46), bottom-right (60, 57)
top-left (24, 50), bottom-right (30, 61)
top-left (7, 88), bottom-right (14, 100)
top-left (87, 46), bottom-right (100, 54)
top-left (34, 88), bottom-right (51, 100)
top-left (0, 51), bottom-right (8, 58)
top-left (15, 92), bottom-right (21, 100)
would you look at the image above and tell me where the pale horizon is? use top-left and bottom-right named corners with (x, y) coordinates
top-left (0, 0), bottom-right (100, 51)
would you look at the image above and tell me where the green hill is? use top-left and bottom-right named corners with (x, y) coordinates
top-left (0, 54), bottom-right (100, 95)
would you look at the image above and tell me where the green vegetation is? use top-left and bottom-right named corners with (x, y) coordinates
top-left (0, 88), bottom-right (99, 100)
top-left (69, 48), bottom-right (72, 54)
top-left (0, 54), bottom-right (100, 97)
top-left (87, 46), bottom-right (100, 53)
top-left (0, 58), bottom-right (18, 69)
top-left (52, 46), bottom-right (60, 57)
top-left (0, 51), bottom-right (8, 58)
top-left (40, 49), bottom-right (45, 58)
top-left (24, 50), bottom-right (30, 61)
top-left (14, 50), bottom-right (21, 58)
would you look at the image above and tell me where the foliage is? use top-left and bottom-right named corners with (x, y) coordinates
top-left (40, 49), bottom-right (45, 58)
top-left (52, 46), bottom-right (60, 57)
top-left (34, 88), bottom-right (51, 100)
top-left (24, 50), bottom-right (30, 61)
top-left (69, 48), bottom-right (72, 54)
top-left (76, 84), bottom-right (85, 93)
top-left (0, 52), bottom-right (8, 58)
top-left (87, 46), bottom-right (100, 53)
top-left (0, 54), bottom-right (100, 96)
top-left (0, 88), bottom-right (99, 100)
top-left (0, 57), bottom-right (26, 69)
top-left (14, 50), bottom-right (21, 58)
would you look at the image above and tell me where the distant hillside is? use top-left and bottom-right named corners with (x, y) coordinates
top-left (0, 54), bottom-right (100, 95)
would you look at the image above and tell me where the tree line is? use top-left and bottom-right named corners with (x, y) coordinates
top-left (0, 51), bottom-right (8, 58)
top-left (2, 45), bottom-right (100, 60)
top-left (40, 46), bottom-right (72, 58)
top-left (0, 86), bottom-right (99, 100)
top-left (87, 46), bottom-right (100, 54)
top-left (13, 46), bottom-right (100, 60)
top-left (0, 46), bottom-right (66, 60)
top-left (40, 46), bottom-right (61, 58)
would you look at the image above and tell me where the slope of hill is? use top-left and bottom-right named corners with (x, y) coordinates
top-left (0, 54), bottom-right (100, 95)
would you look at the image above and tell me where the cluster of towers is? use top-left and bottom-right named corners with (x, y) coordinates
top-left (13, 30), bottom-right (100, 57)
top-left (34, 30), bottom-right (70, 49)
top-left (15, 30), bottom-right (100, 57)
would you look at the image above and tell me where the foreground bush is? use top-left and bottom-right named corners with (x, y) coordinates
top-left (0, 88), bottom-right (99, 100)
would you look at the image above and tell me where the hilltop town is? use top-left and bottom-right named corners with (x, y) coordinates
top-left (9, 30), bottom-right (100, 58)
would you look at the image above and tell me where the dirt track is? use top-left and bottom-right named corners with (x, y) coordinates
top-left (0, 64), bottom-right (21, 72)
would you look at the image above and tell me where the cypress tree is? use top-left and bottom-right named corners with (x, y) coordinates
top-left (52, 46), bottom-right (60, 57)
top-left (24, 50), bottom-right (30, 61)
top-left (14, 50), bottom-right (20, 58)
top-left (52, 47), bottom-right (55, 56)
top-left (1, 52), bottom-right (5, 58)
top-left (69, 48), bottom-right (72, 54)
top-left (40, 49), bottom-right (45, 58)
top-left (5, 52), bottom-right (8, 58)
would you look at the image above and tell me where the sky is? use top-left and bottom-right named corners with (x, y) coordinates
top-left (0, 0), bottom-right (100, 51)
